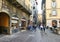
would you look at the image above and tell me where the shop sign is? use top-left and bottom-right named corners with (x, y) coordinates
top-left (11, 20), bottom-right (18, 23)
top-left (12, 17), bottom-right (19, 20)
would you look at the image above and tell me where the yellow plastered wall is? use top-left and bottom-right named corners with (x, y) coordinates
top-left (56, 0), bottom-right (60, 8)
top-left (37, 14), bottom-right (42, 22)
top-left (46, 0), bottom-right (51, 9)
top-left (46, 0), bottom-right (60, 27)
top-left (25, 0), bottom-right (31, 10)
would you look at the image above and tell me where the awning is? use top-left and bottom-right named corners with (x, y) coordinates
top-left (11, 20), bottom-right (18, 23)
top-left (12, 17), bottom-right (19, 20)
top-left (21, 19), bottom-right (26, 21)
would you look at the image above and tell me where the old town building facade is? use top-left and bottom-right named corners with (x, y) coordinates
top-left (0, 0), bottom-right (31, 34)
top-left (46, 0), bottom-right (60, 28)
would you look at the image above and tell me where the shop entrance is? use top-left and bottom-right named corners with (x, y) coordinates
top-left (21, 21), bottom-right (26, 29)
top-left (52, 20), bottom-right (57, 28)
top-left (21, 18), bottom-right (26, 30)
top-left (0, 12), bottom-right (10, 34)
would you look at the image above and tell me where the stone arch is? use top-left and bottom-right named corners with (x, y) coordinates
top-left (0, 12), bottom-right (10, 34)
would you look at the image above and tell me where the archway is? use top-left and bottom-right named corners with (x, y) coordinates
top-left (0, 12), bottom-right (10, 34)
top-left (52, 20), bottom-right (57, 28)
top-left (21, 17), bottom-right (26, 30)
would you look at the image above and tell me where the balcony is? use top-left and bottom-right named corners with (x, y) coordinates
top-left (6, 0), bottom-right (31, 15)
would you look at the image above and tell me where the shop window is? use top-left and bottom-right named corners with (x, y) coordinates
top-left (21, 17), bottom-right (26, 29)
top-left (21, 21), bottom-right (26, 27)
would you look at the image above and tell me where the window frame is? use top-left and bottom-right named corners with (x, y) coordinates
top-left (51, 9), bottom-right (57, 16)
top-left (51, 1), bottom-right (56, 8)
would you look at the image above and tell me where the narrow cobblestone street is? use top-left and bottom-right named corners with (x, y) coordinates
top-left (0, 28), bottom-right (60, 42)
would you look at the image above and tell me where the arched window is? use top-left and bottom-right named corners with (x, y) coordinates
top-left (51, 1), bottom-right (56, 8)
top-left (52, 20), bottom-right (57, 28)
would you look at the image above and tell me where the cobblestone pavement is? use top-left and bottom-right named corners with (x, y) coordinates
top-left (0, 28), bottom-right (60, 42)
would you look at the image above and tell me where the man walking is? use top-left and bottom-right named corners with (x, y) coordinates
top-left (40, 24), bottom-right (43, 31)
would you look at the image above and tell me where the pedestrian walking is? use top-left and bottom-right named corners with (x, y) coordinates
top-left (33, 24), bottom-right (37, 32)
top-left (43, 27), bottom-right (45, 32)
top-left (40, 24), bottom-right (43, 31)
top-left (27, 21), bottom-right (34, 31)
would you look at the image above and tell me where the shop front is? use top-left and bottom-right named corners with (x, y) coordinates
top-left (11, 15), bottom-right (19, 34)
top-left (52, 20), bottom-right (57, 28)
top-left (20, 17), bottom-right (27, 30)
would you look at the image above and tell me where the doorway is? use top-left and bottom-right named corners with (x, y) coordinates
top-left (52, 20), bottom-right (57, 28)
top-left (0, 12), bottom-right (10, 34)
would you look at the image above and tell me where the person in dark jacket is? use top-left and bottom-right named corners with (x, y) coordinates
top-left (33, 24), bottom-right (37, 32)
